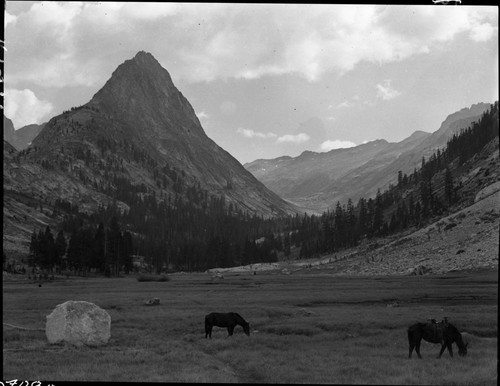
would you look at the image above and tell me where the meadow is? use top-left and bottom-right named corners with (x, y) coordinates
top-left (2, 269), bottom-right (498, 384)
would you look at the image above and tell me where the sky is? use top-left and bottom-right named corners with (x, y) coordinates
top-left (3, 2), bottom-right (499, 164)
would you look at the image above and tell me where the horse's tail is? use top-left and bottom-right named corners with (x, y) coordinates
top-left (204, 315), bottom-right (211, 335)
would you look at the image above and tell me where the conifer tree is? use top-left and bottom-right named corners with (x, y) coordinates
top-left (93, 223), bottom-right (106, 272)
top-left (107, 216), bottom-right (122, 276)
top-left (55, 230), bottom-right (67, 269)
top-left (372, 190), bottom-right (384, 236)
top-left (444, 167), bottom-right (454, 206)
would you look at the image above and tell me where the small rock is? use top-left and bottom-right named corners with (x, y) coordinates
top-left (444, 223), bottom-right (457, 231)
top-left (211, 273), bottom-right (224, 280)
top-left (145, 297), bottom-right (160, 306)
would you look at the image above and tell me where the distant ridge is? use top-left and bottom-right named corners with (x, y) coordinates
top-left (245, 103), bottom-right (491, 213)
top-left (3, 116), bottom-right (44, 150)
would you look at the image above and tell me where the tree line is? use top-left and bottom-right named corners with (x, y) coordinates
top-left (29, 217), bottom-right (133, 276)
top-left (25, 102), bottom-right (498, 274)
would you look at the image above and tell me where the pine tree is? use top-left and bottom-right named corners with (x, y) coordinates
top-left (121, 231), bottom-right (134, 274)
top-left (372, 190), bottom-right (384, 236)
top-left (419, 180), bottom-right (431, 217)
top-left (283, 233), bottom-right (291, 257)
top-left (40, 226), bottom-right (56, 270)
top-left (334, 201), bottom-right (344, 248)
top-left (397, 170), bottom-right (403, 189)
top-left (444, 167), bottom-right (454, 207)
top-left (55, 230), bottom-right (67, 269)
top-left (29, 230), bottom-right (38, 267)
top-left (107, 217), bottom-right (122, 276)
top-left (357, 197), bottom-right (368, 239)
top-left (346, 198), bottom-right (356, 246)
top-left (93, 223), bottom-right (106, 272)
top-left (67, 230), bottom-right (82, 271)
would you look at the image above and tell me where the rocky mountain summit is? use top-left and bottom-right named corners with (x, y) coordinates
top-left (27, 51), bottom-right (297, 217)
top-left (3, 51), bottom-right (298, 259)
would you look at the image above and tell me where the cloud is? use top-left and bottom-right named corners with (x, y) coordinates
top-left (237, 128), bottom-right (277, 139)
top-left (337, 101), bottom-right (353, 109)
top-left (196, 110), bottom-right (209, 120)
top-left (4, 4), bottom-right (497, 89)
top-left (320, 139), bottom-right (357, 152)
top-left (5, 88), bottom-right (53, 128)
top-left (470, 23), bottom-right (496, 42)
top-left (277, 133), bottom-right (310, 144)
top-left (5, 11), bottom-right (17, 26)
top-left (336, 95), bottom-right (360, 109)
top-left (376, 80), bottom-right (401, 101)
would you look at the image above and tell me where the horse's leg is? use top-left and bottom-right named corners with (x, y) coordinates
top-left (415, 339), bottom-right (422, 359)
top-left (437, 344), bottom-right (447, 358)
top-left (447, 343), bottom-right (453, 357)
top-left (227, 326), bottom-right (234, 337)
top-left (408, 330), bottom-right (415, 359)
top-left (408, 342), bottom-right (415, 358)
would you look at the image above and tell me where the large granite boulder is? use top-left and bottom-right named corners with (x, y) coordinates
top-left (46, 300), bottom-right (111, 346)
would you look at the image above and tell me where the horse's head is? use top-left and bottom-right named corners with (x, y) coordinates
top-left (243, 322), bottom-right (250, 336)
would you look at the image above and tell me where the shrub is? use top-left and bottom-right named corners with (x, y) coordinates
top-left (136, 274), bottom-right (169, 282)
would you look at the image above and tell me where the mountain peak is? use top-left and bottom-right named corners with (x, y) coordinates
top-left (129, 51), bottom-right (166, 73)
top-left (89, 51), bottom-right (203, 137)
top-left (109, 51), bottom-right (173, 86)
top-left (133, 50), bottom-right (155, 61)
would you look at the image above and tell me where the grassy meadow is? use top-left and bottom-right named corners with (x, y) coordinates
top-left (2, 269), bottom-right (498, 384)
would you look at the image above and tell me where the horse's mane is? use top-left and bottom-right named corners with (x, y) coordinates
top-left (231, 312), bottom-right (247, 323)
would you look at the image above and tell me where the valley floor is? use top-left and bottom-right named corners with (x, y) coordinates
top-left (3, 269), bottom-right (497, 383)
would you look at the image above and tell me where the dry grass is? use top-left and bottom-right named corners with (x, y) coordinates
top-left (2, 270), bottom-right (497, 383)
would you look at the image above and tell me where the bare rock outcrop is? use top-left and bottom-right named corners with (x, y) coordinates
top-left (46, 300), bottom-right (111, 346)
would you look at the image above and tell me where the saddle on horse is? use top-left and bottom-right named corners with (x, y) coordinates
top-left (427, 317), bottom-right (449, 343)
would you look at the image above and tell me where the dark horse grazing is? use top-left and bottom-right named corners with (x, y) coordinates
top-left (205, 312), bottom-right (250, 339)
top-left (408, 319), bottom-right (468, 359)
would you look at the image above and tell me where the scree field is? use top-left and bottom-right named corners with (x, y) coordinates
top-left (2, 270), bottom-right (497, 384)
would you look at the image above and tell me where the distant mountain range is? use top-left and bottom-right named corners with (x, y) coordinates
top-left (2, 51), bottom-right (494, 263)
top-left (3, 116), bottom-right (45, 151)
top-left (245, 103), bottom-right (492, 213)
